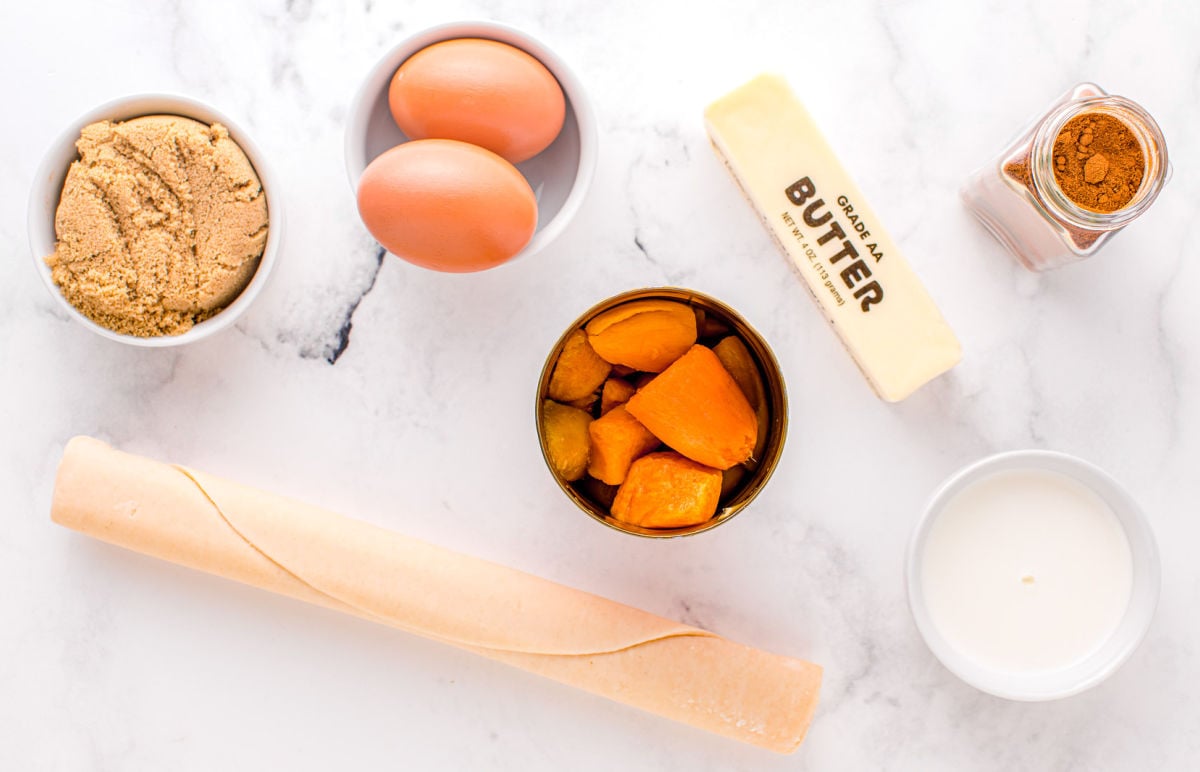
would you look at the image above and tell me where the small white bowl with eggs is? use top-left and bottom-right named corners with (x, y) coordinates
top-left (344, 21), bottom-right (597, 272)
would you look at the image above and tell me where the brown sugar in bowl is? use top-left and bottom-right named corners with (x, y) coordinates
top-left (28, 94), bottom-right (283, 347)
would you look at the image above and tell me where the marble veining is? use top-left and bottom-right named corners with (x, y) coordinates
top-left (3, 0), bottom-right (1199, 769)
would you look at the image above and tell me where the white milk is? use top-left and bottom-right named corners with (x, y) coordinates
top-left (921, 469), bottom-right (1133, 673)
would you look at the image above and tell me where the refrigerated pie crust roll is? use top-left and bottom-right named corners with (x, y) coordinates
top-left (50, 436), bottom-right (821, 752)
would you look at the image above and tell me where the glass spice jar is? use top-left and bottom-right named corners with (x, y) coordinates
top-left (962, 83), bottom-right (1169, 272)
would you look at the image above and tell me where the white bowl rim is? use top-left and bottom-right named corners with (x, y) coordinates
top-left (342, 19), bottom-right (598, 265)
top-left (905, 449), bottom-right (1161, 701)
top-left (27, 92), bottom-right (283, 348)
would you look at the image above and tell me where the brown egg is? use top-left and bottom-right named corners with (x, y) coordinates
top-left (356, 139), bottom-right (538, 273)
top-left (389, 38), bottom-right (566, 164)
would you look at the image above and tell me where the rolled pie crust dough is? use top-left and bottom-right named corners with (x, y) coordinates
top-left (50, 437), bottom-right (821, 752)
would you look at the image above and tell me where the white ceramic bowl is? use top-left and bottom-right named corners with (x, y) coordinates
top-left (906, 450), bottom-right (1160, 701)
top-left (28, 94), bottom-right (283, 347)
top-left (344, 21), bottom-right (597, 267)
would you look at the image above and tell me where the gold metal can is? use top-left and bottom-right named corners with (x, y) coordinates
top-left (536, 287), bottom-right (787, 538)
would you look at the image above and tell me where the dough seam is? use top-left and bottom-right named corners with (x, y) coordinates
top-left (173, 464), bottom-right (720, 659)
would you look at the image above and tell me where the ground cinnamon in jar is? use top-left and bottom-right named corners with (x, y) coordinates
top-left (965, 83), bottom-right (1168, 271)
top-left (1051, 113), bottom-right (1144, 213)
top-left (1002, 149), bottom-right (1102, 250)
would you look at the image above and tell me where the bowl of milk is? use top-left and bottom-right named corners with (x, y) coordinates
top-left (906, 450), bottom-right (1159, 701)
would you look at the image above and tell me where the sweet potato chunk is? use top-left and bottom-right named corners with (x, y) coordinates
top-left (585, 299), bottom-right (697, 372)
top-left (566, 391), bottom-right (599, 413)
top-left (541, 400), bottom-right (592, 482)
top-left (612, 451), bottom-right (721, 529)
top-left (586, 299), bottom-right (692, 336)
top-left (713, 336), bottom-right (764, 410)
top-left (600, 378), bottom-right (636, 416)
top-left (587, 406), bottom-right (661, 485)
top-left (548, 330), bottom-right (612, 403)
top-left (713, 336), bottom-right (770, 465)
top-left (625, 345), bottom-right (757, 470)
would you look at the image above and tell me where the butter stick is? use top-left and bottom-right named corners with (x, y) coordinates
top-left (705, 74), bottom-right (961, 402)
top-left (50, 437), bottom-right (821, 753)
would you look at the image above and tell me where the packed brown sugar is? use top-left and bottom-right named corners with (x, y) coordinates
top-left (1052, 112), bottom-right (1144, 213)
top-left (45, 115), bottom-right (268, 337)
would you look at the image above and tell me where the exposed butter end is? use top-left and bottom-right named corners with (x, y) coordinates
top-left (705, 74), bottom-right (961, 402)
top-left (704, 73), bottom-right (793, 122)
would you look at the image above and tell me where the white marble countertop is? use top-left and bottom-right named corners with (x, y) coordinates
top-left (3, 1), bottom-right (1198, 769)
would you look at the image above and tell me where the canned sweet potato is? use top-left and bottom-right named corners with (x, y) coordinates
top-left (536, 287), bottom-right (787, 538)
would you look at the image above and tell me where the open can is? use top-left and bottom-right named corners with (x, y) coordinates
top-left (536, 287), bottom-right (787, 538)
